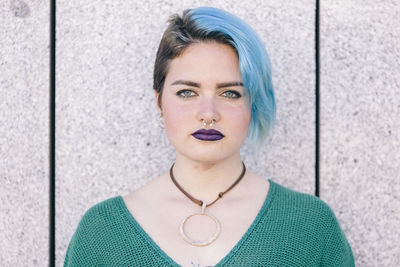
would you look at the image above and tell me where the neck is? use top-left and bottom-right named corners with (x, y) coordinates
top-left (170, 153), bottom-right (245, 204)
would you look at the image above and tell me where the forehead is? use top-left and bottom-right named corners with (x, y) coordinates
top-left (165, 42), bottom-right (242, 84)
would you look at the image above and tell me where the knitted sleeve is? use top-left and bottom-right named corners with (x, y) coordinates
top-left (320, 205), bottom-right (355, 267)
top-left (63, 205), bottom-right (103, 267)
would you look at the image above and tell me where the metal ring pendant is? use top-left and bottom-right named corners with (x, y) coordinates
top-left (179, 202), bottom-right (221, 246)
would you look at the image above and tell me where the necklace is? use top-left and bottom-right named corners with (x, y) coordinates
top-left (169, 162), bottom-right (246, 246)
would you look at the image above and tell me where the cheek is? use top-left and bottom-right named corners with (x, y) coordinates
top-left (163, 104), bottom-right (192, 136)
top-left (225, 104), bottom-right (251, 125)
top-left (222, 104), bottom-right (251, 139)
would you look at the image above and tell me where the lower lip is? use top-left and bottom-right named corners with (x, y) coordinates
top-left (192, 134), bottom-right (224, 141)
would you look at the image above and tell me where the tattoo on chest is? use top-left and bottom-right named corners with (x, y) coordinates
top-left (190, 260), bottom-right (214, 267)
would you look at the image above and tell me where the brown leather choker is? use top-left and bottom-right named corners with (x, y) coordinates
top-left (169, 162), bottom-right (246, 246)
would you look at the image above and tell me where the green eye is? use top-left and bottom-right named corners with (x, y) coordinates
top-left (177, 90), bottom-right (196, 98)
top-left (222, 90), bottom-right (241, 99)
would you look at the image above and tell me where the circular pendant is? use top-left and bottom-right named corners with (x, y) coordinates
top-left (179, 202), bottom-right (221, 246)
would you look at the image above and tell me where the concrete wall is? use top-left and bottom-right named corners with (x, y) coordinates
top-left (0, 0), bottom-right (49, 265)
top-left (320, 1), bottom-right (400, 265)
top-left (1, 0), bottom-right (399, 266)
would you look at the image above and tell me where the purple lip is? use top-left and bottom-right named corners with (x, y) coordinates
top-left (192, 129), bottom-right (224, 141)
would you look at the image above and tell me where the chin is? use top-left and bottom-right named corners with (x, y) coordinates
top-left (181, 144), bottom-right (240, 164)
top-left (188, 154), bottom-right (225, 164)
top-left (169, 134), bottom-right (243, 162)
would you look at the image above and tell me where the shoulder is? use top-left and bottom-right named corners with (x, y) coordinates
top-left (77, 196), bottom-right (122, 228)
top-left (269, 179), bottom-right (323, 205)
top-left (267, 180), bottom-right (355, 266)
top-left (64, 196), bottom-right (123, 264)
top-left (67, 196), bottom-right (124, 248)
top-left (266, 179), bottom-right (348, 241)
top-left (269, 179), bottom-right (339, 225)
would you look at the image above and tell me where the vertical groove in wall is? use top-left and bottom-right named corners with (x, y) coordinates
top-left (49, 0), bottom-right (56, 265)
top-left (315, 0), bottom-right (320, 197)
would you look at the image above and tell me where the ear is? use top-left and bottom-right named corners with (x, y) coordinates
top-left (154, 90), bottom-right (162, 115)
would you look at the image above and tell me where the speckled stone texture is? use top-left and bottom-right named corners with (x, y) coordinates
top-left (0, 0), bottom-right (49, 266)
top-left (320, 1), bottom-right (400, 266)
top-left (56, 0), bottom-right (315, 265)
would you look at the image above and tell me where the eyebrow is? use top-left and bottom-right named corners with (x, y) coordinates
top-left (171, 80), bottom-right (200, 87)
top-left (216, 81), bottom-right (244, 88)
top-left (170, 80), bottom-right (244, 88)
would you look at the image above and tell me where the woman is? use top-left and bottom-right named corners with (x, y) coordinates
top-left (64, 7), bottom-right (355, 267)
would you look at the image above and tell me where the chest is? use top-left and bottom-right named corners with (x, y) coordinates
top-left (124, 195), bottom-right (267, 266)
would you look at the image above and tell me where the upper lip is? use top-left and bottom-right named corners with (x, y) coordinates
top-left (192, 129), bottom-right (224, 136)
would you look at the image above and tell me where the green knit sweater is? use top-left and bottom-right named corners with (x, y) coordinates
top-left (64, 179), bottom-right (355, 266)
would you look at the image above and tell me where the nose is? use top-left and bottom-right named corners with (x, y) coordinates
top-left (196, 96), bottom-right (221, 127)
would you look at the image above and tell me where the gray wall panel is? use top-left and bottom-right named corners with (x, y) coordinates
top-left (56, 0), bottom-right (315, 265)
top-left (0, 0), bottom-right (49, 266)
top-left (321, 1), bottom-right (400, 266)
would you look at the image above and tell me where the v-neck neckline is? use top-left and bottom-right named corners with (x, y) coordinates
top-left (116, 178), bottom-right (277, 266)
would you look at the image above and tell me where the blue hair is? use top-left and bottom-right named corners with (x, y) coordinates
top-left (153, 7), bottom-right (276, 146)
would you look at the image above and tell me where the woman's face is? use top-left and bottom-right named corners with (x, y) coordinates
top-left (157, 42), bottom-right (251, 163)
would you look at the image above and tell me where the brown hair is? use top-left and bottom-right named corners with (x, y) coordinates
top-left (153, 9), bottom-right (235, 108)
